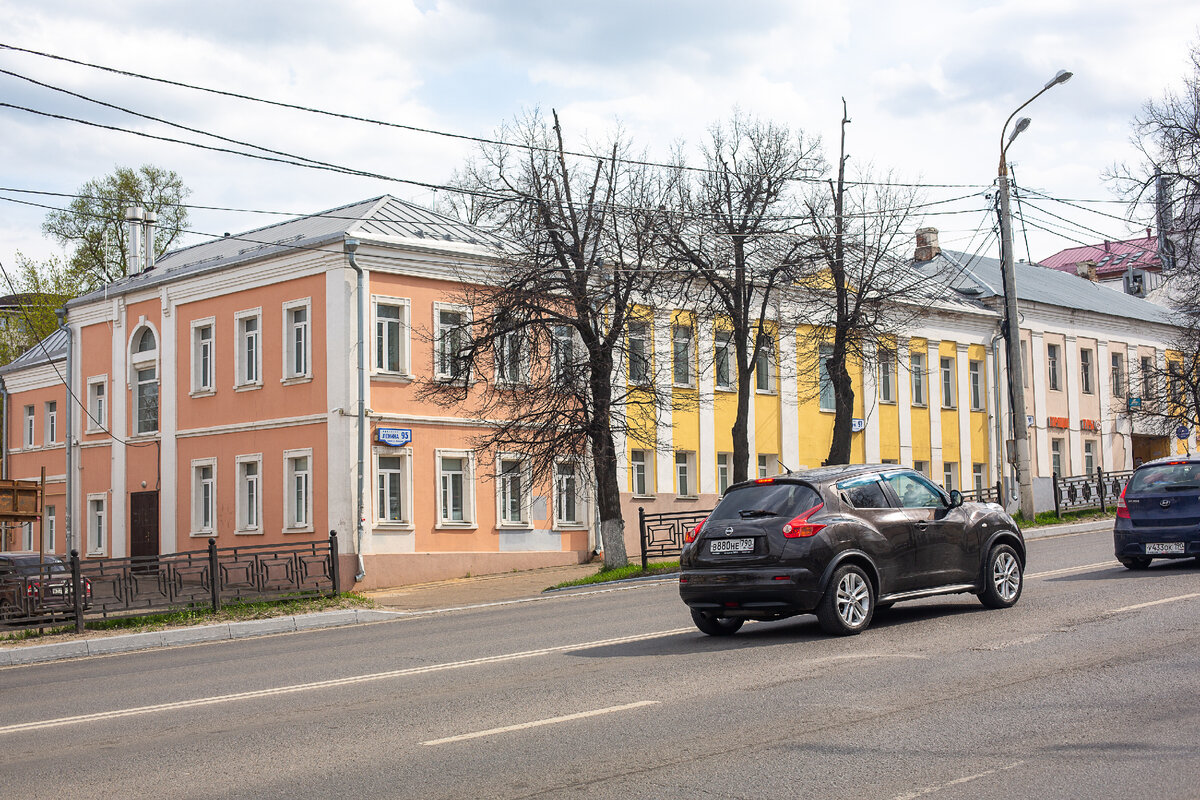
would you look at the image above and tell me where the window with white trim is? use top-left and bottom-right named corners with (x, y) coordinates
top-left (1111, 352), bottom-right (1125, 398)
top-left (23, 404), bottom-right (34, 447)
top-left (631, 449), bottom-right (652, 496)
top-left (44, 401), bottom-right (57, 444)
top-left (44, 505), bottom-right (55, 552)
top-left (819, 344), bottom-right (835, 411)
top-left (940, 357), bottom-right (955, 408)
top-left (1084, 440), bottom-right (1097, 475)
top-left (236, 454), bottom-right (263, 533)
top-left (673, 323), bottom-right (694, 387)
top-left (1080, 348), bottom-right (1094, 395)
top-left (552, 324), bottom-right (576, 386)
top-left (495, 317), bottom-right (526, 385)
top-left (628, 321), bottom-right (650, 385)
top-left (283, 299), bottom-right (311, 380)
top-left (496, 455), bottom-right (531, 526)
top-left (969, 360), bottom-right (984, 411)
top-left (284, 450), bottom-right (313, 531)
top-left (910, 352), bottom-right (926, 405)
top-left (235, 310), bottom-right (262, 388)
top-left (943, 462), bottom-right (957, 491)
top-left (86, 376), bottom-right (107, 432)
top-left (1047, 343), bottom-right (1061, 392)
top-left (717, 452), bottom-right (731, 494)
top-left (87, 493), bottom-right (107, 555)
top-left (1051, 438), bottom-right (1064, 477)
top-left (914, 460), bottom-right (930, 478)
top-left (437, 450), bottom-right (475, 526)
top-left (135, 365), bottom-right (159, 434)
top-left (755, 335), bottom-right (776, 392)
top-left (675, 451), bottom-right (696, 496)
top-left (21, 522), bottom-right (32, 550)
top-left (973, 463), bottom-right (985, 494)
top-left (376, 449), bottom-right (412, 525)
top-left (715, 330), bottom-right (733, 390)
top-left (879, 350), bottom-right (896, 403)
top-left (554, 460), bottom-right (584, 527)
top-left (757, 454), bottom-right (775, 479)
top-left (435, 305), bottom-right (471, 382)
top-left (374, 298), bottom-right (411, 375)
top-left (191, 319), bottom-right (215, 394)
top-left (191, 459), bottom-right (216, 536)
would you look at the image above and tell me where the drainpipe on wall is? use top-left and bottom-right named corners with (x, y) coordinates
top-left (57, 308), bottom-right (74, 554)
top-left (344, 239), bottom-right (366, 582)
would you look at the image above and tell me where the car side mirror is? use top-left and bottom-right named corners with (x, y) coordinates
top-left (948, 489), bottom-right (964, 508)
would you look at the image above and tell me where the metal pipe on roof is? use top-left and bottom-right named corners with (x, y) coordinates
top-left (344, 238), bottom-right (366, 583)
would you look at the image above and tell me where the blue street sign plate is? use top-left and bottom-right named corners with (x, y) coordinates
top-left (1177, 425), bottom-right (1191, 441)
top-left (851, 418), bottom-right (865, 432)
top-left (377, 427), bottom-right (412, 446)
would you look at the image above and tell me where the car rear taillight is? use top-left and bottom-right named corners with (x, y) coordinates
top-left (1116, 484), bottom-right (1130, 519)
top-left (25, 581), bottom-right (39, 598)
top-left (84, 578), bottom-right (92, 597)
top-left (685, 516), bottom-right (707, 544)
top-left (782, 503), bottom-right (825, 538)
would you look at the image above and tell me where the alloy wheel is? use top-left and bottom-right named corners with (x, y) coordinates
top-left (836, 571), bottom-right (871, 628)
top-left (992, 550), bottom-right (1021, 602)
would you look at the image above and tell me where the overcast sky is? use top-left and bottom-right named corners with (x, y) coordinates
top-left (3, 0), bottom-right (1199, 279)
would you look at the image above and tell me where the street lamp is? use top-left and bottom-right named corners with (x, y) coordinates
top-left (998, 69), bottom-right (1072, 520)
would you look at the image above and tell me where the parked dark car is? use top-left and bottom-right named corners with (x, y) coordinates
top-left (0, 552), bottom-right (92, 621)
top-left (679, 464), bottom-right (1025, 636)
top-left (1115, 455), bottom-right (1200, 569)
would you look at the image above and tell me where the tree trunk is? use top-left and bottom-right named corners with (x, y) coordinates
top-left (827, 335), bottom-right (855, 465)
top-left (589, 361), bottom-right (628, 569)
top-left (732, 371), bottom-right (752, 483)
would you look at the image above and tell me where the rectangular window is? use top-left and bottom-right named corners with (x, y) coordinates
top-left (717, 453), bottom-right (731, 494)
top-left (675, 451), bottom-right (695, 496)
top-left (497, 456), bottom-right (530, 526)
top-left (376, 451), bottom-right (412, 525)
top-left (437, 450), bottom-right (474, 526)
top-left (23, 404), bottom-right (34, 447)
top-left (1141, 356), bottom-right (1154, 399)
top-left (940, 356), bottom-right (955, 408)
top-left (21, 522), bottom-right (33, 551)
top-left (436, 306), bottom-right (470, 381)
top-left (285, 451), bottom-right (312, 530)
top-left (755, 336), bottom-right (775, 392)
top-left (715, 330), bottom-right (733, 389)
top-left (236, 455), bottom-right (262, 533)
top-left (87, 494), bottom-right (107, 555)
top-left (973, 463), bottom-right (985, 494)
top-left (914, 460), bottom-right (929, 477)
top-left (1051, 438), bottom-right (1064, 477)
top-left (969, 360), bottom-right (984, 410)
top-left (236, 310), bottom-right (262, 387)
top-left (627, 321), bottom-right (650, 385)
top-left (910, 352), bottom-right (926, 405)
top-left (284, 301), bottom-right (310, 380)
top-left (44, 505), bottom-right (56, 552)
top-left (1047, 343), bottom-right (1061, 391)
top-left (631, 450), bottom-right (651, 496)
top-left (879, 350), bottom-right (895, 403)
top-left (44, 401), bottom-right (57, 444)
top-left (819, 344), bottom-right (835, 411)
top-left (496, 326), bottom-right (524, 385)
top-left (672, 324), bottom-right (694, 386)
top-left (192, 320), bottom-right (214, 393)
top-left (136, 365), bottom-right (159, 434)
top-left (192, 459), bottom-right (216, 535)
top-left (1080, 348), bottom-right (1093, 394)
top-left (87, 377), bottom-right (107, 432)
top-left (1084, 440), bottom-right (1096, 476)
top-left (555, 461), bottom-right (582, 527)
top-left (943, 462), bottom-right (957, 491)
top-left (374, 299), bottom-right (410, 375)
top-left (1111, 352), bottom-right (1125, 398)
top-left (757, 454), bottom-right (775, 479)
top-left (552, 325), bottom-right (575, 385)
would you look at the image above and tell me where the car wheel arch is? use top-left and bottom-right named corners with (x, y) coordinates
top-left (819, 549), bottom-right (881, 600)
top-left (980, 530), bottom-right (1025, 574)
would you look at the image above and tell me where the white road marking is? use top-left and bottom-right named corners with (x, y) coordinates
top-left (421, 701), bottom-right (660, 746)
top-left (0, 628), bottom-right (690, 736)
top-left (1027, 561), bottom-right (1115, 579)
top-left (891, 760), bottom-right (1025, 799)
top-left (388, 579), bottom-right (679, 617)
top-left (1110, 593), bottom-right (1200, 614)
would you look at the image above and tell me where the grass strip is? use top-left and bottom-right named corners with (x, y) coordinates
top-left (545, 561), bottom-right (680, 591)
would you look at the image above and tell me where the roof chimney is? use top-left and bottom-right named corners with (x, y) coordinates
top-left (124, 206), bottom-right (145, 276)
top-left (914, 227), bottom-right (941, 262)
top-left (1074, 260), bottom-right (1098, 282)
top-left (143, 210), bottom-right (157, 272)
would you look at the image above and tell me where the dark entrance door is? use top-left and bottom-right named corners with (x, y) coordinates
top-left (130, 491), bottom-right (159, 561)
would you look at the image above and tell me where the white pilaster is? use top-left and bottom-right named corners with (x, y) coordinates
top-left (862, 341), bottom-right (881, 464)
top-left (778, 331), bottom-right (799, 474)
top-left (160, 299), bottom-right (177, 554)
top-left (1064, 334), bottom-right (1081, 474)
top-left (986, 344), bottom-right (1002, 485)
top-left (956, 343), bottom-right (971, 490)
top-left (697, 323), bottom-right (715, 494)
top-left (897, 342), bottom-right (912, 467)
top-left (653, 311), bottom-right (673, 493)
top-left (1030, 331), bottom-right (1049, 476)
top-left (110, 301), bottom-right (127, 559)
top-left (1097, 341), bottom-right (1114, 471)
top-left (927, 340), bottom-right (943, 479)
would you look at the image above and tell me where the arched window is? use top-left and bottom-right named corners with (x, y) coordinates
top-left (130, 325), bottom-right (159, 435)
top-left (136, 328), bottom-right (157, 353)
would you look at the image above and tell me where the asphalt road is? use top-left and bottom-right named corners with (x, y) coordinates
top-left (3, 529), bottom-right (1199, 800)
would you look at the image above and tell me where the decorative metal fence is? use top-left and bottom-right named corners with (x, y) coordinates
top-left (1053, 469), bottom-right (1134, 517)
top-left (638, 507), bottom-right (711, 569)
top-left (961, 481), bottom-right (1005, 504)
top-left (2, 532), bottom-right (340, 633)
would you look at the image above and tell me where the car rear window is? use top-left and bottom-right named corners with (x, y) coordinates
top-left (837, 474), bottom-right (890, 509)
top-left (1128, 462), bottom-right (1200, 493)
top-left (708, 482), bottom-right (821, 522)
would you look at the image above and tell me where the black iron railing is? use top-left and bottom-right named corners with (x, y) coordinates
top-left (961, 481), bottom-right (1004, 504)
top-left (1053, 468), bottom-right (1133, 517)
top-left (638, 507), bottom-right (711, 569)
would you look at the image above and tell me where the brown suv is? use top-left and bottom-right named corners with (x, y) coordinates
top-left (0, 552), bottom-right (92, 621)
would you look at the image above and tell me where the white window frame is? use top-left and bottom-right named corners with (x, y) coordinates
top-left (23, 404), bottom-right (34, 447)
top-left (914, 460), bottom-right (930, 478)
top-left (1111, 352), bottom-right (1125, 398)
top-left (969, 360), bottom-right (984, 411)
top-left (21, 521), bottom-right (32, 550)
top-left (235, 453), bottom-right (263, 534)
top-left (714, 330), bottom-right (733, 390)
top-left (1047, 343), bottom-right (1061, 392)
top-left (283, 448), bottom-right (314, 533)
top-left (755, 336), bottom-right (776, 393)
top-left (672, 323), bottom-right (694, 387)
top-left (943, 462), bottom-right (958, 491)
top-left (372, 296), bottom-right (413, 377)
top-left (1080, 347), bottom-right (1094, 395)
top-left (552, 324), bottom-right (577, 386)
top-left (282, 298), bottom-right (312, 383)
top-left (434, 303), bottom-right (472, 382)
top-left (910, 352), bottom-right (926, 406)
top-left (628, 320), bottom-right (651, 386)
top-left (234, 308), bottom-right (263, 390)
top-left (44, 504), bottom-right (56, 552)
top-left (675, 450), bottom-right (696, 497)
top-left (553, 458), bottom-right (587, 529)
top-left (44, 400), bottom-right (57, 445)
top-left (717, 452), bottom-right (731, 494)
top-left (495, 453), bottom-right (533, 528)
top-left (191, 458), bottom-right (217, 537)
top-left (940, 356), bottom-right (955, 409)
top-left (436, 448), bottom-right (476, 528)
top-left (134, 364), bottom-right (159, 436)
top-left (973, 463), bottom-right (985, 494)
top-left (1051, 438), bottom-right (1064, 477)
top-left (190, 317), bottom-right (216, 396)
top-left (757, 454), bottom-right (776, 479)
top-left (86, 375), bottom-right (108, 433)
top-left (374, 447), bottom-right (414, 528)
top-left (879, 350), bottom-right (896, 403)
top-left (494, 319), bottom-right (527, 386)
top-left (1084, 440), bottom-right (1097, 475)
top-left (631, 449), bottom-right (653, 497)
top-left (819, 344), bottom-right (835, 411)
top-left (87, 493), bottom-right (107, 556)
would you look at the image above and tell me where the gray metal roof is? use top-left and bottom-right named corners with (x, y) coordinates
top-left (68, 195), bottom-right (501, 308)
top-left (913, 248), bottom-right (1177, 327)
top-left (0, 328), bottom-right (68, 376)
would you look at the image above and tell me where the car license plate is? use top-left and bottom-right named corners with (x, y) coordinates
top-left (1146, 542), bottom-right (1185, 555)
top-left (49, 586), bottom-right (65, 596)
top-left (710, 538), bottom-right (754, 554)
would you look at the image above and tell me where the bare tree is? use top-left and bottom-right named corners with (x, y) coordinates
top-left (657, 113), bottom-right (823, 483)
top-left (428, 110), bottom-right (667, 569)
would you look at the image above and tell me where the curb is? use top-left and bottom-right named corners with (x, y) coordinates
top-left (1022, 519), bottom-right (1113, 540)
top-left (0, 608), bottom-right (400, 667)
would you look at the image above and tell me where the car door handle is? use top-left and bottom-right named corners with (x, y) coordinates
top-left (914, 521), bottom-right (928, 530)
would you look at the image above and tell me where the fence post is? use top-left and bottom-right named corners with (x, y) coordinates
top-left (994, 480), bottom-right (1002, 505)
top-left (1053, 472), bottom-right (1061, 519)
top-left (639, 507), bottom-right (648, 571)
top-left (1097, 467), bottom-right (1107, 513)
top-left (329, 530), bottom-right (341, 597)
top-left (70, 549), bottom-right (84, 634)
top-left (208, 538), bottom-right (221, 613)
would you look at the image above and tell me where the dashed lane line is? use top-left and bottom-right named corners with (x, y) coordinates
top-left (421, 701), bottom-right (660, 745)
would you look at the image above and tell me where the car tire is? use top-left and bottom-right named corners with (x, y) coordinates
top-left (1119, 556), bottom-right (1153, 570)
top-left (816, 564), bottom-right (874, 636)
top-left (690, 609), bottom-right (744, 636)
top-left (979, 544), bottom-right (1023, 609)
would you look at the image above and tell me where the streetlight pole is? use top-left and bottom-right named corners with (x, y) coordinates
top-left (998, 69), bottom-right (1072, 520)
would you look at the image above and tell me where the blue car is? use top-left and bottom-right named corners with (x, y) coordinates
top-left (1115, 455), bottom-right (1200, 569)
